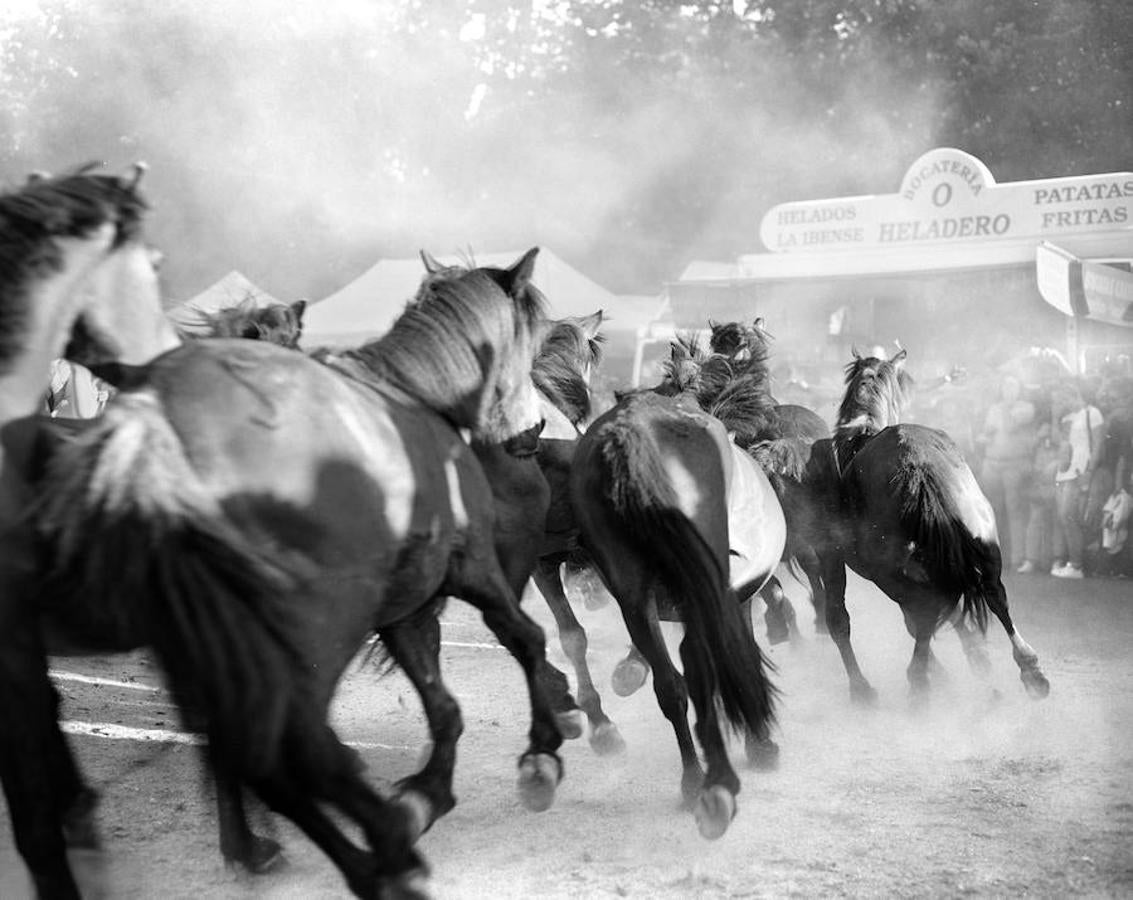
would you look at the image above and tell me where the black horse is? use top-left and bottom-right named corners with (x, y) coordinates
top-left (811, 348), bottom-right (1050, 703)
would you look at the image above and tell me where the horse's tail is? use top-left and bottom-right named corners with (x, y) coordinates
top-left (897, 451), bottom-right (993, 633)
top-left (33, 392), bottom-right (317, 778)
top-left (595, 421), bottom-right (776, 737)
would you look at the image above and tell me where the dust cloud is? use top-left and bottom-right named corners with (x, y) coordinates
top-left (0, 0), bottom-right (949, 306)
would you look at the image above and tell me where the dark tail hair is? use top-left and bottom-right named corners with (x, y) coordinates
top-left (596, 419), bottom-right (776, 736)
top-left (897, 458), bottom-right (993, 633)
top-left (32, 393), bottom-right (321, 778)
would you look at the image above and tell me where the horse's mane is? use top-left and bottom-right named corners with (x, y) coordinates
top-left (344, 261), bottom-right (546, 424)
top-left (0, 165), bottom-right (147, 371)
top-left (660, 327), bottom-right (776, 446)
top-left (533, 316), bottom-right (604, 427)
top-left (193, 298), bottom-right (306, 349)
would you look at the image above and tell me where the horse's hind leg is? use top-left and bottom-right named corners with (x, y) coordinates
top-left (950, 613), bottom-right (993, 679)
top-left (759, 575), bottom-right (796, 646)
top-left (738, 594), bottom-right (779, 770)
top-left (453, 569), bottom-right (564, 813)
top-left (678, 633), bottom-right (742, 840)
top-left (820, 553), bottom-right (877, 704)
top-left (249, 764), bottom-right (428, 900)
top-left (214, 766), bottom-right (284, 873)
top-left (533, 558), bottom-right (625, 756)
top-left (380, 610), bottom-right (464, 839)
top-left (978, 576), bottom-right (1050, 699)
top-left (618, 596), bottom-right (705, 808)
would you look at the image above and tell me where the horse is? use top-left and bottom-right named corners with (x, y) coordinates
top-left (812, 348), bottom-right (1050, 703)
top-left (30, 246), bottom-right (565, 897)
top-left (524, 313), bottom-right (628, 755)
top-left (193, 296), bottom-right (307, 348)
top-left (193, 275), bottom-right (616, 858)
top-left (707, 318), bottom-right (832, 636)
top-left (0, 165), bottom-right (185, 900)
top-left (568, 376), bottom-right (782, 839)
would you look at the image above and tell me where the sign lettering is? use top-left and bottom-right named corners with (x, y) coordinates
top-left (760, 148), bottom-right (1133, 254)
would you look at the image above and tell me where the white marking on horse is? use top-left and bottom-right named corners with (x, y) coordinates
top-left (444, 453), bottom-right (469, 529)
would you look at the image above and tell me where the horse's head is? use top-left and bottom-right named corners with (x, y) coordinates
top-left (475, 248), bottom-right (548, 447)
top-left (361, 247), bottom-right (547, 448)
top-left (206, 298), bottom-right (307, 349)
top-left (0, 163), bottom-right (179, 371)
top-left (838, 347), bottom-right (910, 432)
top-left (659, 333), bottom-right (705, 396)
top-left (533, 311), bottom-right (606, 428)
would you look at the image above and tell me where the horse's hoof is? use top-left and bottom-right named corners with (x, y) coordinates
top-left (394, 789), bottom-right (435, 843)
top-left (224, 836), bottom-right (287, 876)
top-left (747, 737), bottom-right (780, 771)
top-left (517, 752), bottom-right (562, 812)
top-left (589, 721), bottom-right (627, 756)
top-left (611, 657), bottom-right (648, 697)
top-left (1021, 668), bottom-right (1051, 700)
top-left (766, 621), bottom-right (791, 646)
top-left (694, 785), bottom-right (737, 840)
top-left (555, 709), bottom-right (585, 741)
top-left (377, 865), bottom-right (433, 900)
top-left (850, 683), bottom-right (879, 706)
top-left (245, 837), bottom-right (287, 875)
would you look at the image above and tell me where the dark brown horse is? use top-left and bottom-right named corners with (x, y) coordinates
top-left (812, 349), bottom-right (1050, 703)
top-left (30, 248), bottom-right (563, 898)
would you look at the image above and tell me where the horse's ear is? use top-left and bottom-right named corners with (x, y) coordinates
top-left (26, 170), bottom-right (49, 184)
top-left (291, 299), bottom-right (307, 322)
top-left (580, 310), bottom-right (604, 339)
top-left (419, 250), bottom-right (444, 274)
top-left (501, 247), bottom-right (539, 296)
top-left (890, 348), bottom-right (908, 368)
top-left (851, 345), bottom-right (862, 361)
top-left (129, 162), bottom-right (148, 188)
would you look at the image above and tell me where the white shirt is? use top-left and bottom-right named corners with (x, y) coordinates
top-left (1055, 405), bottom-right (1104, 482)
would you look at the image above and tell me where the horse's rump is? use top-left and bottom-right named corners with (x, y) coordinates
top-left (31, 390), bottom-right (325, 777)
top-left (852, 424), bottom-right (997, 630)
top-left (575, 393), bottom-right (776, 733)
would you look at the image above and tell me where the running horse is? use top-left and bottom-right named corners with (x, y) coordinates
top-left (0, 166), bottom-right (183, 900)
top-left (194, 296), bottom-right (307, 348)
top-left (28, 224), bottom-right (564, 898)
top-left (569, 382), bottom-right (782, 839)
top-left (813, 348), bottom-right (1050, 703)
top-left (707, 318), bottom-right (832, 637)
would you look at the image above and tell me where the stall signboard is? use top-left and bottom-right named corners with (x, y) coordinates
top-left (1036, 241), bottom-right (1133, 327)
top-left (761, 148), bottom-right (1133, 254)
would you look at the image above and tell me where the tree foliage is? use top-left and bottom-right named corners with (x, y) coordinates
top-left (1, 0), bottom-right (1129, 297)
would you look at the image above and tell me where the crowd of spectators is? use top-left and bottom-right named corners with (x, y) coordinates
top-left (965, 358), bottom-right (1133, 580)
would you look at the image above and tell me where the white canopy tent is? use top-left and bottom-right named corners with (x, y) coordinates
top-left (303, 249), bottom-right (667, 351)
top-left (168, 270), bottom-right (283, 334)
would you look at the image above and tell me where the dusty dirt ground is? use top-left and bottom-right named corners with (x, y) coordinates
top-left (2, 569), bottom-right (1132, 899)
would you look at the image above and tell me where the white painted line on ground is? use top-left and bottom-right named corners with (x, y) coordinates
top-left (440, 640), bottom-right (505, 651)
top-left (62, 721), bottom-right (201, 744)
top-left (50, 670), bottom-right (161, 692)
top-left (61, 720), bottom-right (414, 752)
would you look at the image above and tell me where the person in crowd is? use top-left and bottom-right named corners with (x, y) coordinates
top-left (1050, 377), bottom-right (1106, 579)
top-left (975, 372), bottom-right (1036, 573)
top-left (1018, 418), bottom-right (1060, 575)
top-left (43, 359), bottom-right (109, 418)
top-left (1090, 374), bottom-right (1133, 576)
